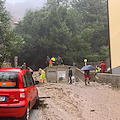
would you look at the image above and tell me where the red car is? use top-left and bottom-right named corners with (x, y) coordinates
top-left (0, 67), bottom-right (39, 120)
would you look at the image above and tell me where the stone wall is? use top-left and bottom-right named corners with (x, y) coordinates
top-left (96, 73), bottom-right (120, 86)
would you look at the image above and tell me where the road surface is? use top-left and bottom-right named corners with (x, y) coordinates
top-left (30, 74), bottom-right (120, 120)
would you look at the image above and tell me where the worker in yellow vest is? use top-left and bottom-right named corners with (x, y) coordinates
top-left (95, 66), bottom-right (100, 79)
top-left (51, 57), bottom-right (55, 66)
top-left (39, 68), bottom-right (45, 83)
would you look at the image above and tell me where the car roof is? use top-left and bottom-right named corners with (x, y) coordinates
top-left (0, 67), bottom-right (29, 75)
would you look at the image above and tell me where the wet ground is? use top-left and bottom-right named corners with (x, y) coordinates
top-left (2, 72), bottom-right (120, 120)
top-left (29, 77), bottom-right (120, 120)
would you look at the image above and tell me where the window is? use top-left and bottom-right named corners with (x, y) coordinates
top-left (22, 75), bottom-right (27, 88)
top-left (0, 72), bottom-right (19, 88)
top-left (24, 71), bottom-right (34, 87)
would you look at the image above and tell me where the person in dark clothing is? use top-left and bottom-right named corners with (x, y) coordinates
top-left (73, 62), bottom-right (76, 66)
top-left (46, 56), bottom-right (50, 67)
top-left (57, 56), bottom-right (63, 65)
top-left (68, 67), bottom-right (72, 84)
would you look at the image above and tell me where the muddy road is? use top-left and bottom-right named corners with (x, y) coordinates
top-left (30, 75), bottom-right (120, 120)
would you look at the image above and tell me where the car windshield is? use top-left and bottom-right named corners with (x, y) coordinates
top-left (0, 72), bottom-right (19, 88)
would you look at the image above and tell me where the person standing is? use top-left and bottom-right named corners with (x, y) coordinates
top-left (68, 67), bottom-right (72, 84)
top-left (73, 62), bottom-right (76, 66)
top-left (84, 70), bottom-right (91, 85)
top-left (51, 57), bottom-right (56, 66)
top-left (100, 61), bottom-right (106, 73)
top-left (95, 66), bottom-right (100, 79)
top-left (57, 56), bottom-right (63, 65)
top-left (22, 62), bottom-right (27, 68)
top-left (39, 68), bottom-right (45, 83)
top-left (27, 67), bottom-right (33, 75)
top-left (49, 58), bottom-right (53, 67)
top-left (46, 56), bottom-right (50, 67)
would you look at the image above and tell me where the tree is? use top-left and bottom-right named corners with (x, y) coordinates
top-left (72, 0), bottom-right (108, 55)
top-left (15, 0), bottom-right (108, 68)
top-left (0, 0), bottom-right (24, 65)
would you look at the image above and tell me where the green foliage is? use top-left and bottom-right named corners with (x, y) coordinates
top-left (59, 76), bottom-right (63, 80)
top-left (15, 0), bottom-right (108, 68)
top-left (0, 0), bottom-right (24, 65)
top-left (99, 45), bottom-right (109, 57)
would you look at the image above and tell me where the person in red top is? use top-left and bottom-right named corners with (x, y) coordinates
top-left (84, 70), bottom-right (91, 85)
top-left (100, 61), bottom-right (106, 73)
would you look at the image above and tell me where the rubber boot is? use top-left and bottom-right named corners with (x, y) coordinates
top-left (85, 79), bottom-right (87, 85)
top-left (43, 79), bottom-right (45, 83)
top-left (40, 79), bottom-right (43, 83)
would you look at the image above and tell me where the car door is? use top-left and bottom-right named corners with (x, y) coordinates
top-left (24, 71), bottom-right (37, 109)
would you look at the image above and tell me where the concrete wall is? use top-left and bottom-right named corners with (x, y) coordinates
top-left (75, 68), bottom-right (120, 87)
top-left (76, 69), bottom-right (120, 87)
top-left (75, 68), bottom-right (84, 81)
top-left (46, 66), bottom-right (120, 87)
top-left (96, 73), bottom-right (120, 86)
top-left (112, 66), bottom-right (120, 74)
top-left (46, 65), bottom-right (76, 83)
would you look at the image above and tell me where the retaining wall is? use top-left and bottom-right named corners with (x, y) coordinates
top-left (75, 68), bottom-right (120, 87)
top-left (96, 73), bottom-right (120, 86)
top-left (46, 66), bottom-right (120, 86)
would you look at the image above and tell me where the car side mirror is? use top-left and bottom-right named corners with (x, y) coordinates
top-left (35, 81), bottom-right (39, 85)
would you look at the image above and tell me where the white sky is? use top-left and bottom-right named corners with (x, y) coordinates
top-left (6, 0), bottom-right (46, 5)
top-left (6, 0), bottom-right (26, 4)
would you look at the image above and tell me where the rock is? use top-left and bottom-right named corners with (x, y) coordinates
top-left (90, 108), bottom-right (95, 112)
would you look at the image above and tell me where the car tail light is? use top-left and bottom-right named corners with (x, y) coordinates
top-left (18, 74), bottom-right (23, 88)
top-left (19, 89), bottom-right (25, 101)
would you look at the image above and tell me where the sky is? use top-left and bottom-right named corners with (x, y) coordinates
top-left (6, 0), bottom-right (26, 4)
top-left (6, 0), bottom-right (46, 5)
top-left (5, 0), bottom-right (46, 20)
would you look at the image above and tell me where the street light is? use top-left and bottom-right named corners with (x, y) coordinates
top-left (84, 59), bottom-right (87, 66)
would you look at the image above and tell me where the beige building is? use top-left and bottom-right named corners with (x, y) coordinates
top-left (108, 0), bottom-right (120, 74)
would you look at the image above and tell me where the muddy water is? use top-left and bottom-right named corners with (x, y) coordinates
top-left (31, 72), bottom-right (120, 120)
top-left (31, 82), bottom-right (84, 120)
top-left (30, 80), bottom-right (120, 120)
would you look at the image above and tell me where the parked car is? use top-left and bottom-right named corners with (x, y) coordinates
top-left (0, 67), bottom-right (39, 120)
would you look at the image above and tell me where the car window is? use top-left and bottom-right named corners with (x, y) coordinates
top-left (0, 72), bottom-right (19, 88)
top-left (24, 71), bottom-right (34, 87)
top-left (22, 75), bottom-right (27, 88)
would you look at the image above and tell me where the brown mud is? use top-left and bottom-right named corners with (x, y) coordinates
top-left (31, 71), bottom-right (120, 120)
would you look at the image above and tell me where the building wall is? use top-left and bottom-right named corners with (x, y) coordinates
top-left (108, 0), bottom-right (120, 73)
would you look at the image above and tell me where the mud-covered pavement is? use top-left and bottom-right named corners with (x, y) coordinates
top-left (31, 73), bottom-right (120, 120)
